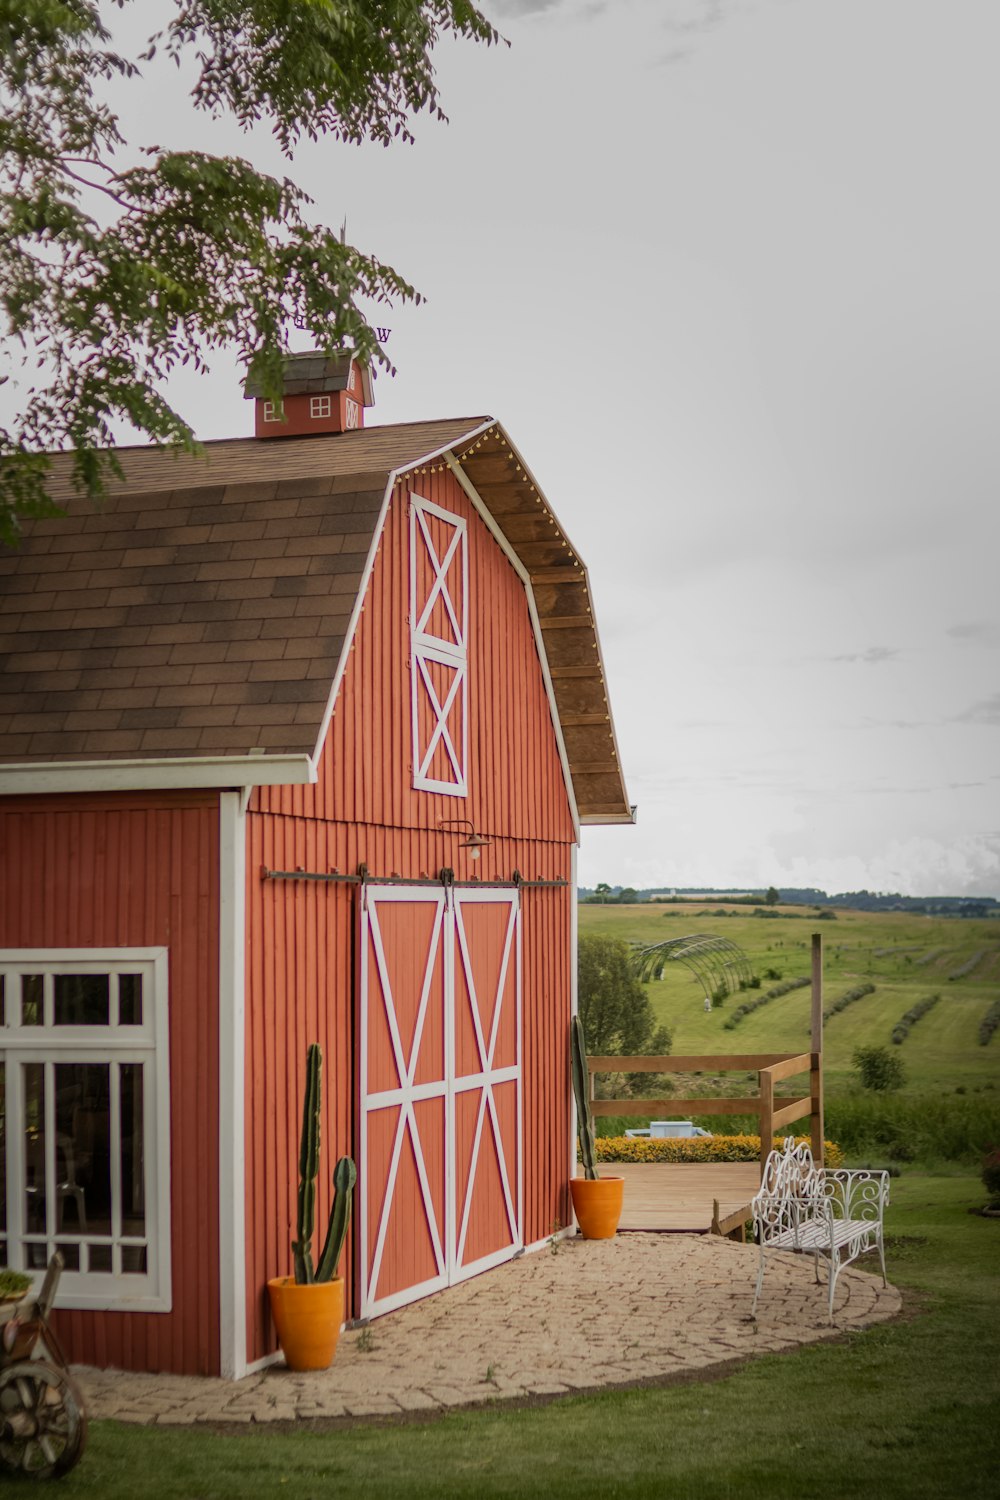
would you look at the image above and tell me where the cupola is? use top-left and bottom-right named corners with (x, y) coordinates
top-left (243, 349), bottom-right (375, 438)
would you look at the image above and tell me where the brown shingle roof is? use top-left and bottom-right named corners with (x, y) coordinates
top-left (0, 416), bottom-right (631, 823)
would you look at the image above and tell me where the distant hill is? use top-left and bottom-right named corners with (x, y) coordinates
top-left (578, 885), bottom-right (999, 916)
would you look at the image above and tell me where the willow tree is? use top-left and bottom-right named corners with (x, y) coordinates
top-left (0, 1), bottom-right (501, 541)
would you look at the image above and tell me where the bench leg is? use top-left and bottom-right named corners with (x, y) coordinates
top-left (751, 1250), bottom-right (766, 1317)
top-left (877, 1231), bottom-right (887, 1287)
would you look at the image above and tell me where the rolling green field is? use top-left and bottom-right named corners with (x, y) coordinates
top-left (579, 903), bottom-right (1000, 1121)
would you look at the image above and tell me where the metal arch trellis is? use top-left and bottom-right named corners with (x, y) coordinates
top-left (631, 934), bottom-right (754, 996)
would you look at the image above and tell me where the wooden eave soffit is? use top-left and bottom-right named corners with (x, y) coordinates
top-left (452, 429), bottom-right (631, 825)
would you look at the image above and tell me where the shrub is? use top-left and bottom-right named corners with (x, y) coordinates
top-left (722, 976), bottom-right (809, 1030)
top-left (891, 993), bottom-right (940, 1045)
top-left (854, 1044), bottom-right (905, 1092)
top-left (579, 934), bottom-right (673, 1058)
top-left (590, 1133), bottom-right (843, 1168)
top-left (824, 1092), bottom-right (1000, 1163)
top-left (0, 1269), bottom-right (32, 1300)
top-left (915, 947), bottom-right (947, 967)
top-left (982, 1147), bottom-right (1000, 1204)
top-left (979, 1000), bottom-right (1000, 1047)
top-left (823, 982), bottom-right (876, 1022)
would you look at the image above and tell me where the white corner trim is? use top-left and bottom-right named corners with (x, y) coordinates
top-left (218, 792), bottom-right (247, 1379)
top-left (443, 450), bottom-right (581, 840)
top-left (243, 1349), bottom-right (284, 1377)
top-left (0, 754), bottom-right (316, 797)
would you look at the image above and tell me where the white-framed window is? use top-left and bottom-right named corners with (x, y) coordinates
top-left (0, 949), bottom-right (171, 1312)
top-left (262, 400), bottom-right (284, 423)
top-left (309, 395), bottom-right (332, 419)
top-left (410, 494), bottom-right (468, 796)
top-left (344, 397), bottom-right (360, 429)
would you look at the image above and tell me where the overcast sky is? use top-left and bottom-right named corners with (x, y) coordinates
top-left (12, 1), bottom-right (1000, 896)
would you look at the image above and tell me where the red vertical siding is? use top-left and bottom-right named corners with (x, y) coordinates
top-left (245, 468), bottom-right (576, 1364)
top-left (255, 471), bottom-right (575, 844)
top-left (0, 792), bottom-right (221, 1376)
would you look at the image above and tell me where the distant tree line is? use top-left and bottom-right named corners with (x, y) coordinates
top-left (578, 884), bottom-right (999, 915)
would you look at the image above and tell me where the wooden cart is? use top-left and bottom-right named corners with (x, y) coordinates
top-left (0, 1255), bottom-right (87, 1479)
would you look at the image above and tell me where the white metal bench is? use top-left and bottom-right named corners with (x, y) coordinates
top-left (751, 1137), bottom-right (889, 1320)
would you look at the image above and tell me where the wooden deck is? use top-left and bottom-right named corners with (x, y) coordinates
top-left (607, 1163), bottom-right (761, 1234)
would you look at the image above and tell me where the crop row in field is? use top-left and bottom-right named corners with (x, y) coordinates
top-left (578, 903), bottom-right (1000, 1094)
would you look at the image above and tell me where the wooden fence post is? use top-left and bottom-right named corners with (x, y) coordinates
top-left (759, 1068), bottom-right (774, 1182)
top-left (811, 932), bottom-right (825, 1165)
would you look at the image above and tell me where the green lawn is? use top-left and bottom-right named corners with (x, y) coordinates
top-left (59, 1174), bottom-right (1000, 1499)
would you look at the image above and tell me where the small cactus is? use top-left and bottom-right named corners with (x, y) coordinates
top-left (571, 1016), bottom-right (598, 1180)
top-left (292, 1044), bottom-right (356, 1285)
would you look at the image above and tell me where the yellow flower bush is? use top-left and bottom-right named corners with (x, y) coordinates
top-left (588, 1134), bottom-right (844, 1168)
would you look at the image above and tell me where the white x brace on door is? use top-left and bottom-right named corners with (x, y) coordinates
top-left (359, 885), bottom-right (522, 1319)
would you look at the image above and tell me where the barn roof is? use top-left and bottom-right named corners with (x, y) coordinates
top-left (0, 417), bottom-right (631, 825)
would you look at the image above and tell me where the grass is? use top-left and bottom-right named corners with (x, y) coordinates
top-left (579, 905), bottom-right (1000, 1094)
top-left (59, 1174), bottom-right (999, 1498)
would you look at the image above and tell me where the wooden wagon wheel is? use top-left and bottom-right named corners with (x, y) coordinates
top-left (0, 1360), bottom-right (87, 1479)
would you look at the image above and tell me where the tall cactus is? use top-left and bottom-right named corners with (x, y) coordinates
top-left (292, 1044), bottom-right (356, 1285)
top-left (571, 1016), bottom-right (598, 1181)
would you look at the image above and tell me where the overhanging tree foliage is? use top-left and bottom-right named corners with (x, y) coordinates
top-left (0, 0), bottom-right (501, 542)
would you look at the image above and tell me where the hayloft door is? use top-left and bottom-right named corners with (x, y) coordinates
top-left (359, 886), bottom-right (522, 1319)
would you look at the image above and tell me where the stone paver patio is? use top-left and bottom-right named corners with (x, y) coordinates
top-left (73, 1234), bottom-right (901, 1426)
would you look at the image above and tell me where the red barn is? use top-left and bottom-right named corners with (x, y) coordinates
top-left (0, 354), bottom-right (631, 1377)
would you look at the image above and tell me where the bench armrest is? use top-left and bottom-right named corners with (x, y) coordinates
top-left (822, 1168), bottom-right (889, 1221)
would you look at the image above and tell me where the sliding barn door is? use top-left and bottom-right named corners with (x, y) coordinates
top-left (359, 886), bottom-right (521, 1318)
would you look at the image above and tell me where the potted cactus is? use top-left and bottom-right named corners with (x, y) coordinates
top-left (267, 1043), bottom-right (357, 1370)
top-left (569, 1016), bottom-right (624, 1238)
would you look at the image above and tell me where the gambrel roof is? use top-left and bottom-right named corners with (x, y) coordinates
top-left (0, 417), bottom-right (631, 824)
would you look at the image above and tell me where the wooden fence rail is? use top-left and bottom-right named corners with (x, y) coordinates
top-left (585, 935), bottom-right (827, 1180)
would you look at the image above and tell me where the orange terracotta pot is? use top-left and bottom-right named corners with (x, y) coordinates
top-left (570, 1175), bottom-right (624, 1239)
top-left (267, 1276), bottom-right (344, 1371)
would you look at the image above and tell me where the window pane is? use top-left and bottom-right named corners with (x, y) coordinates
top-left (55, 1242), bottom-right (80, 1271)
top-left (24, 1242), bottom-right (48, 1270)
top-left (24, 1063), bottom-right (46, 1233)
top-left (21, 975), bottom-right (43, 1026)
top-left (54, 974), bottom-right (109, 1027)
top-left (120, 1064), bottom-right (145, 1237)
top-left (88, 1244), bottom-right (112, 1273)
top-left (55, 1064), bottom-right (112, 1237)
top-left (118, 974), bottom-right (143, 1026)
top-left (122, 1245), bottom-right (147, 1275)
